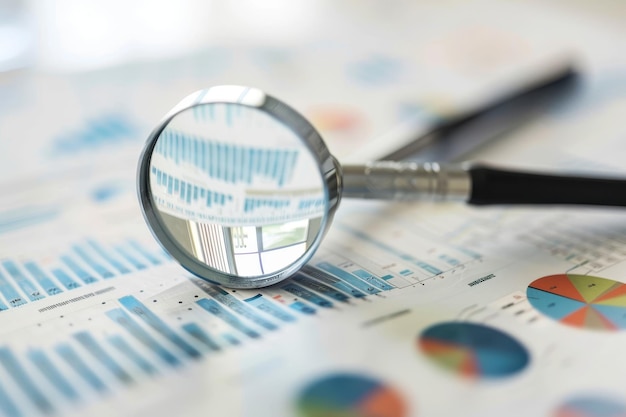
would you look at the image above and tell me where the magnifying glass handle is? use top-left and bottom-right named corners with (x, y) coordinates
top-left (341, 162), bottom-right (626, 207)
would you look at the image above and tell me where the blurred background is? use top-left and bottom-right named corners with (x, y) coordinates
top-left (1, 0), bottom-right (626, 179)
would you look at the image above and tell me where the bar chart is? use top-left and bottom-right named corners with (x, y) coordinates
top-left (153, 129), bottom-right (299, 187)
top-left (0, 238), bottom-right (166, 311)
top-left (0, 229), bottom-right (474, 416)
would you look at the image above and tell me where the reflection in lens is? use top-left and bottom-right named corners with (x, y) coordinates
top-left (148, 101), bottom-right (326, 279)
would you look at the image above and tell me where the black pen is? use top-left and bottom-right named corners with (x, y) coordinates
top-left (369, 59), bottom-right (579, 163)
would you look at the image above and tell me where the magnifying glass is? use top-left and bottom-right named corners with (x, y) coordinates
top-left (137, 85), bottom-right (626, 289)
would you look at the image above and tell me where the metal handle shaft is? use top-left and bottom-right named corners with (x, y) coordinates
top-left (341, 161), bottom-right (471, 201)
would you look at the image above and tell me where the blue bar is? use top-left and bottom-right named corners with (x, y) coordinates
top-left (118, 296), bottom-right (201, 359)
top-left (196, 298), bottom-right (261, 339)
top-left (399, 269), bottom-right (412, 276)
top-left (222, 333), bottom-right (240, 346)
top-left (114, 246), bottom-right (146, 270)
top-left (127, 239), bottom-right (161, 266)
top-left (181, 323), bottom-right (221, 352)
top-left (316, 262), bottom-right (380, 295)
top-left (0, 347), bottom-right (53, 414)
top-left (301, 266), bottom-right (366, 298)
top-left (106, 308), bottom-right (181, 367)
top-left (415, 260), bottom-right (443, 275)
top-left (1, 261), bottom-right (45, 302)
top-left (0, 382), bottom-right (20, 417)
top-left (60, 255), bottom-right (97, 284)
top-left (193, 281), bottom-right (278, 330)
top-left (51, 268), bottom-right (80, 290)
top-left (107, 335), bottom-right (158, 376)
top-left (292, 275), bottom-right (350, 302)
top-left (27, 349), bottom-right (78, 401)
top-left (87, 240), bottom-right (130, 274)
top-left (381, 274), bottom-right (395, 281)
top-left (352, 269), bottom-right (394, 291)
top-left (216, 143), bottom-right (223, 181)
top-left (280, 282), bottom-right (333, 308)
top-left (0, 271), bottom-right (26, 307)
top-left (439, 254), bottom-right (461, 266)
top-left (243, 294), bottom-right (296, 323)
top-left (23, 262), bottom-right (62, 295)
top-left (72, 245), bottom-right (114, 279)
top-left (225, 104), bottom-right (233, 126)
top-left (289, 301), bottom-right (316, 315)
top-left (74, 332), bottom-right (133, 385)
top-left (55, 344), bottom-right (107, 393)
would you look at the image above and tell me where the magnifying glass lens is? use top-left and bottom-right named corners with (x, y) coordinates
top-left (141, 88), bottom-right (337, 288)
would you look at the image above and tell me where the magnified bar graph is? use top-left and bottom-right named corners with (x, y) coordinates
top-left (151, 167), bottom-right (233, 207)
top-left (154, 129), bottom-right (299, 186)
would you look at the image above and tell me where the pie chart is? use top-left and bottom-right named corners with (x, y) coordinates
top-left (296, 373), bottom-right (408, 417)
top-left (527, 274), bottom-right (626, 331)
top-left (554, 395), bottom-right (626, 417)
top-left (418, 322), bottom-right (529, 378)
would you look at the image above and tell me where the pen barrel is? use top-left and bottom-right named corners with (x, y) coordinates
top-left (341, 162), bottom-right (471, 201)
top-left (468, 165), bottom-right (626, 207)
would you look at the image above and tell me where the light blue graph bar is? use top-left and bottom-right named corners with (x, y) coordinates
top-left (126, 240), bottom-right (161, 266)
top-left (301, 266), bottom-right (366, 298)
top-left (280, 282), bottom-right (333, 308)
top-left (292, 275), bottom-right (350, 302)
top-left (87, 239), bottom-right (131, 274)
top-left (352, 269), bottom-right (394, 291)
top-left (74, 332), bottom-right (133, 385)
top-left (0, 381), bottom-right (20, 417)
top-left (118, 296), bottom-right (201, 359)
top-left (439, 254), bottom-right (461, 266)
top-left (0, 271), bottom-right (26, 307)
top-left (27, 349), bottom-right (78, 401)
top-left (381, 274), bottom-right (395, 281)
top-left (196, 298), bottom-right (261, 339)
top-left (289, 301), bottom-right (315, 315)
top-left (1, 261), bottom-right (44, 302)
top-left (316, 262), bottom-right (380, 295)
top-left (72, 245), bottom-right (114, 279)
top-left (55, 343), bottom-right (107, 393)
top-left (106, 308), bottom-right (181, 367)
top-left (107, 335), bottom-right (158, 376)
top-left (51, 268), bottom-right (80, 290)
top-left (23, 262), bottom-right (62, 295)
top-left (60, 255), bottom-right (97, 284)
top-left (181, 323), bottom-right (221, 352)
top-left (222, 333), bottom-right (240, 346)
top-left (193, 282), bottom-right (278, 331)
top-left (113, 246), bottom-right (146, 270)
top-left (0, 347), bottom-right (54, 414)
top-left (243, 294), bottom-right (296, 323)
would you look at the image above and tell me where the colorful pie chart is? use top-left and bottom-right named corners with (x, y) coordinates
top-left (418, 322), bottom-right (529, 378)
top-left (296, 373), bottom-right (408, 417)
top-left (554, 395), bottom-right (626, 417)
top-left (527, 274), bottom-right (626, 331)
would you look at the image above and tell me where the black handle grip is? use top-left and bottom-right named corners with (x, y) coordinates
top-left (468, 164), bottom-right (626, 207)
